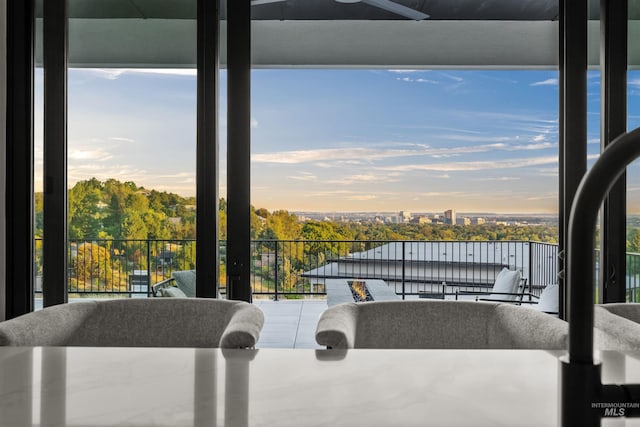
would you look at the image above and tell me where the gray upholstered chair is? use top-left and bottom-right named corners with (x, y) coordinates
top-left (594, 303), bottom-right (640, 351)
top-left (172, 270), bottom-right (197, 297)
top-left (315, 300), bottom-right (567, 349)
top-left (0, 298), bottom-right (264, 348)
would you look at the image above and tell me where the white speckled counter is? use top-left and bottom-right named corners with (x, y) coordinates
top-left (1, 347), bottom-right (640, 426)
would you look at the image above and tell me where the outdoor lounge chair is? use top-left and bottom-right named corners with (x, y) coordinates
top-left (454, 267), bottom-right (528, 304)
top-left (516, 283), bottom-right (559, 315)
top-left (172, 270), bottom-right (197, 297)
top-left (151, 277), bottom-right (187, 297)
top-left (315, 299), bottom-right (568, 349)
top-left (152, 270), bottom-right (221, 298)
top-left (0, 298), bottom-right (264, 348)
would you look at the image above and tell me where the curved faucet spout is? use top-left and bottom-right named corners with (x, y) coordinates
top-left (562, 126), bottom-right (640, 426)
top-left (567, 126), bottom-right (640, 363)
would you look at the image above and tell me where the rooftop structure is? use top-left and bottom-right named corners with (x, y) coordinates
top-left (301, 240), bottom-right (557, 297)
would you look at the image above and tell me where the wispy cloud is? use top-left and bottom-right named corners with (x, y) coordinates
top-left (156, 172), bottom-right (195, 180)
top-left (512, 142), bottom-right (556, 150)
top-left (459, 111), bottom-right (556, 124)
top-left (304, 189), bottom-right (394, 199)
top-left (536, 167), bottom-right (558, 177)
top-left (310, 159), bottom-right (368, 168)
top-left (379, 156), bottom-right (558, 172)
top-left (417, 191), bottom-right (467, 197)
top-left (393, 125), bottom-right (483, 134)
top-left (287, 172), bottom-right (317, 181)
top-left (435, 135), bottom-right (511, 143)
top-left (68, 164), bottom-right (149, 183)
top-left (525, 193), bottom-right (557, 201)
top-left (530, 78), bottom-right (558, 87)
top-left (441, 73), bottom-right (464, 82)
top-left (477, 177), bottom-right (521, 182)
top-left (397, 77), bottom-right (439, 84)
top-left (349, 195), bottom-right (378, 201)
top-left (68, 149), bottom-right (113, 161)
top-left (84, 68), bottom-right (197, 80)
top-left (252, 141), bottom-right (556, 165)
top-left (253, 147), bottom-right (418, 164)
top-left (109, 136), bottom-right (136, 143)
top-left (326, 174), bottom-right (401, 185)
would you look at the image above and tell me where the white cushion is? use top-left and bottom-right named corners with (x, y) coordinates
top-left (160, 286), bottom-right (188, 298)
top-left (536, 284), bottom-right (559, 313)
top-left (486, 268), bottom-right (522, 301)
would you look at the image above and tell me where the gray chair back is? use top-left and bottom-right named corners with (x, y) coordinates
top-left (0, 298), bottom-right (264, 348)
top-left (316, 300), bottom-right (568, 350)
top-left (594, 303), bottom-right (640, 351)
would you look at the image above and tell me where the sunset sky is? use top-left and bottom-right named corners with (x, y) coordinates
top-left (34, 68), bottom-right (640, 213)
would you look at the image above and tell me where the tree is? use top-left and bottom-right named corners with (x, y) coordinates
top-left (262, 210), bottom-right (301, 240)
top-left (629, 229), bottom-right (640, 253)
top-left (219, 209), bottom-right (227, 240)
top-left (250, 206), bottom-right (264, 239)
top-left (121, 208), bottom-right (148, 240)
top-left (255, 208), bottom-right (269, 218)
top-left (126, 192), bottom-right (150, 212)
top-left (302, 221), bottom-right (337, 241)
top-left (34, 192), bottom-right (44, 237)
top-left (143, 210), bottom-right (171, 240)
top-left (68, 180), bottom-right (104, 239)
top-left (72, 243), bottom-right (114, 290)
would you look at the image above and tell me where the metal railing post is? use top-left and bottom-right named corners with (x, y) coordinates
top-left (146, 239), bottom-right (151, 297)
top-left (402, 241), bottom-right (406, 300)
top-left (274, 241), bottom-right (279, 301)
top-left (529, 241), bottom-right (534, 296)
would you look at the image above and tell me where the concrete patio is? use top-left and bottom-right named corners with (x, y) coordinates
top-left (253, 300), bottom-right (327, 349)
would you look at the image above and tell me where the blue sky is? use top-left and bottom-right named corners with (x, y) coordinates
top-left (34, 68), bottom-right (640, 213)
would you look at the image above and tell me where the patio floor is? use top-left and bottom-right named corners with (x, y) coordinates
top-left (253, 300), bottom-right (327, 349)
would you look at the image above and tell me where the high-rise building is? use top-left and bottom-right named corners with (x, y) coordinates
top-left (444, 209), bottom-right (456, 225)
top-left (399, 211), bottom-right (412, 222)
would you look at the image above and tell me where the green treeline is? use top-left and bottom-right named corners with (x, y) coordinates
top-left (35, 178), bottom-right (563, 243)
top-left (36, 178), bottom-right (197, 240)
top-left (33, 178), bottom-right (640, 296)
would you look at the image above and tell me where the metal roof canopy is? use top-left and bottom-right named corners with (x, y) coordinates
top-left (33, 0), bottom-right (640, 69)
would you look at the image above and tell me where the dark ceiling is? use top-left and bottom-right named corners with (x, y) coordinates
top-left (33, 0), bottom-right (564, 21)
top-left (245, 0), bottom-right (560, 21)
top-left (33, 0), bottom-right (640, 21)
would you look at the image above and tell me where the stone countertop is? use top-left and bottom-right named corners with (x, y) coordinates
top-left (1, 347), bottom-right (640, 426)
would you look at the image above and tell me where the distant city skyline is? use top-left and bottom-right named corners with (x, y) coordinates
top-left (34, 68), bottom-right (640, 214)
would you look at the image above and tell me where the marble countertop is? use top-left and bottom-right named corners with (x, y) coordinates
top-left (1, 347), bottom-right (640, 426)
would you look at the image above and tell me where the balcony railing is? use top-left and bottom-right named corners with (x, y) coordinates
top-left (32, 238), bottom-right (640, 302)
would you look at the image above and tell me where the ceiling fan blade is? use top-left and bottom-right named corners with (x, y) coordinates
top-left (251, 0), bottom-right (288, 5)
top-left (362, 0), bottom-right (429, 20)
